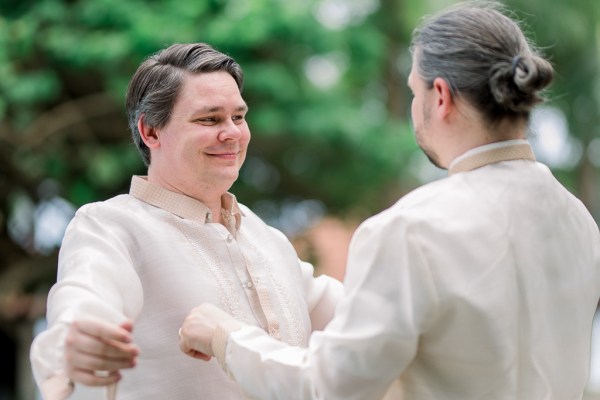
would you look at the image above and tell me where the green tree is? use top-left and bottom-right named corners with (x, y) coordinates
top-left (0, 1), bottom-right (599, 396)
top-left (506, 0), bottom-right (600, 215)
top-left (0, 0), bottom-right (418, 301)
top-left (1, 0), bottom-right (599, 310)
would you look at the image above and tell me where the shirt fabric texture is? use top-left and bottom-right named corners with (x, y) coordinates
top-left (217, 141), bottom-right (600, 400)
top-left (30, 176), bottom-right (343, 400)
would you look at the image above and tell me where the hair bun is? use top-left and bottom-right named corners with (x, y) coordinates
top-left (489, 54), bottom-right (553, 113)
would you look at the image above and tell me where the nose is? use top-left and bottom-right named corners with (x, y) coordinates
top-left (218, 119), bottom-right (243, 142)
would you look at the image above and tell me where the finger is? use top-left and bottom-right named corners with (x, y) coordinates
top-left (188, 350), bottom-right (212, 361)
top-left (74, 319), bottom-right (133, 344)
top-left (66, 348), bottom-right (137, 372)
top-left (69, 369), bottom-right (121, 387)
top-left (100, 337), bottom-right (140, 358)
top-left (179, 331), bottom-right (209, 353)
top-left (67, 329), bottom-right (139, 360)
top-left (180, 333), bottom-right (212, 360)
top-left (179, 340), bottom-right (211, 361)
top-left (66, 330), bottom-right (138, 357)
top-left (119, 320), bottom-right (134, 333)
top-left (179, 338), bottom-right (207, 358)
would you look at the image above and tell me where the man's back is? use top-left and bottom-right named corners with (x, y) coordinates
top-left (389, 159), bottom-right (600, 398)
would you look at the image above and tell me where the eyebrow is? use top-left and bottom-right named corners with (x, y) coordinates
top-left (198, 104), bottom-right (249, 113)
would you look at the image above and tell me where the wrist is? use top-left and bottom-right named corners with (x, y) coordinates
top-left (211, 319), bottom-right (245, 368)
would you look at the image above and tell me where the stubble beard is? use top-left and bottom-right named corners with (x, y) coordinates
top-left (415, 104), bottom-right (444, 170)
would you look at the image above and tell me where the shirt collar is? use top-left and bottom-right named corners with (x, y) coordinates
top-left (129, 176), bottom-right (244, 233)
top-left (448, 139), bottom-right (536, 176)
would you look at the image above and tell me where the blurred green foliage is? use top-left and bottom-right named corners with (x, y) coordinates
top-left (1, 2), bottom-right (598, 398)
top-left (0, 0), bottom-right (599, 297)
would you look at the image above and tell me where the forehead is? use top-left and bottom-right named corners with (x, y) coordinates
top-left (408, 51), bottom-right (427, 89)
top-left (177, 71), bottom-right (244, 105)
top-left (407, 58), bottom-right (417, 88)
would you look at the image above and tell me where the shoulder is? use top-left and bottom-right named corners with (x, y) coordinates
top-left (237, 202), bottom-right (295, 245)
top-left (362, 178), bottom-right (457, 230)
top-left (76, 194), bottom-right (146, 217)
top-left (351, 176), bottom-right (486, 253)
top-left (68, 194), bottom-right (149, 232)
top-left (237, 202), bottom-right (256, 219)
top-left (237, 203), bottom-right (266, 231)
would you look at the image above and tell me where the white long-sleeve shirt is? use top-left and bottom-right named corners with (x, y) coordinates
top-left (30, 176), bottom-right (343, 400)
top-left (215, 141), bottom-right (600, 400)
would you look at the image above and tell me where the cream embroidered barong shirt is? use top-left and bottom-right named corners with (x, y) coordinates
top-left (30, 176), bottom-right (343, 400)
top-left (213, 141), bottom-right (600, 400)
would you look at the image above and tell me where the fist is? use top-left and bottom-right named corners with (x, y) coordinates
top-left (178, 303), bottom-right (236, 361)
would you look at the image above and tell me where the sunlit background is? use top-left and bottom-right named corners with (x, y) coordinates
top-left (0, 0), bottom-right (599, 398)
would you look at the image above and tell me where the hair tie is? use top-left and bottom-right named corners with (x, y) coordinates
top-left (511, 55), bottom-right (522, 76)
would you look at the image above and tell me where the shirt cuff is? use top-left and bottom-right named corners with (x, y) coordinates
top-left (211, 319), bottom-right (245, 368)
top-left (41, 372), bottom-right (74, 400)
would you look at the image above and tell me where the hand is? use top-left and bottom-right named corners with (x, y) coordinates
top-left (64, 318), bottom-right (139, 386)
top-left (179, 303), bottom-right (236, 361)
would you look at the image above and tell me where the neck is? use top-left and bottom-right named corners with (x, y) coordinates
top-left (146, 167), bottom-right (226, 223)
top-left (440, 114), bottom-right (527, 168)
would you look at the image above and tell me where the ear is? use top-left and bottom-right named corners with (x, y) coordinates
top-left (138, 114), bottom-right (160, 149)
top-left (432, 77), bottom-right (454, 120)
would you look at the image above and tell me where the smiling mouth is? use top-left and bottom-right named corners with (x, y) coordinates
top-left (206, 151), bottom-right (239, 159)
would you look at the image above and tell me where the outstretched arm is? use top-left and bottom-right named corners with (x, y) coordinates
top-left (30, 206), bottom-right (144, 399)
top-left (178, 214), bottom-right (438, 400)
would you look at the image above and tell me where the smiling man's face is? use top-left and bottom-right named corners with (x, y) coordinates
top-left (148, 71), bottom-right (251, 198)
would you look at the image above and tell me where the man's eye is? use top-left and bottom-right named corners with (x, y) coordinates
top-left (232, 115), bottom-right (245, 124)
top-left (197, 117), bottom-right (217, 124)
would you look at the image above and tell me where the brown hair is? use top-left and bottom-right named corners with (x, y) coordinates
top-left (125, 43), bottom-right (244, 166)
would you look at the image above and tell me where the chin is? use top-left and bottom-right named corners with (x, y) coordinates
top-left (221, 170), bottom-right (240, 185)
top-left (418, 145), bottom-right (444, 169)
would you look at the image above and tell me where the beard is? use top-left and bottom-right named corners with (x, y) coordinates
top-left (414, 102), bottom-right (444, 169)
top-left (423, 149), bottom-right (443, 169)
top-left (417, 140), bottom-right (444, 169)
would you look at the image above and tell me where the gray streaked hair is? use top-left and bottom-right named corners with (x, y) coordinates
top-left (410, 1), bottom-right (553, 126)
top-left (126, 43), bottom-right (244, 166)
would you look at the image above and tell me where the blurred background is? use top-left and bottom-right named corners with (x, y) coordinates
top-left (0, 0), bottom-right (598, 398)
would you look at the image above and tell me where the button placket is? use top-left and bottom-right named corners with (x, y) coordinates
top-left (238, 235), bottom-right (282, 342)
top-left (269, 320), bottom-right (281, 338)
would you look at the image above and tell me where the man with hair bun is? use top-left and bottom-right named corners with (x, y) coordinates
top-left (179, 2), bottom-right (600, 399)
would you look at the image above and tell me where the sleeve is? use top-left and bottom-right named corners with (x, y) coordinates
top-left (299, 261), bottom-right (343, 331)
top-left (30, 206), bottom-right (144, 400)
top-left (214, 214), bottom-right (439, 400)
top-left (266, 224), bottom-right (344, 332)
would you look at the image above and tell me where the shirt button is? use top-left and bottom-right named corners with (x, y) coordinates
top-left (246, 281), bottom-right (253, 288)
top-left (227, 234), bottom-right (234, 242)
top-left (270, 330), bottom-right (281, 340)
top-left (269, 323), bottom-right (280, 336)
